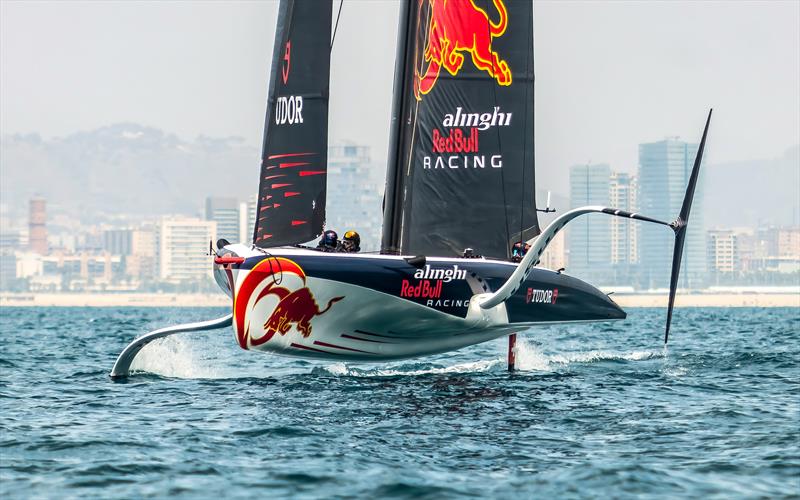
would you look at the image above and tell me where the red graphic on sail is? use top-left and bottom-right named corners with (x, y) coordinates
top-left (282, 41), bottom-right (291, 84)
top-left (415, 0), bottom-right (512, 100)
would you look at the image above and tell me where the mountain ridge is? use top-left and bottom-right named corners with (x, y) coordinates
top-left (1, 124), bottom-right (797, 228)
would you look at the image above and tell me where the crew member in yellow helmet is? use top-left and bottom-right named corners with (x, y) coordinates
top-left (339, 230), bottom-right (361, 253)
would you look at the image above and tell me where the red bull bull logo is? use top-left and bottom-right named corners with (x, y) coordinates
top-left (232, 257), bottom-right (344, 349)
top-left (415, 0), bottom-right (512, 100)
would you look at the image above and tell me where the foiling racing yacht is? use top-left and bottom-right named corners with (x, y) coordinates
top-left (111, 0), bottom-right (711, 378)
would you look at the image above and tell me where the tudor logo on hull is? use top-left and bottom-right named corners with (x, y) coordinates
top-left (526, 288), bottom-right (559, 304)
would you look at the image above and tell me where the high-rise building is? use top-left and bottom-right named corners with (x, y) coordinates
top-left (567, 163), bottom-right (612, 284)
top-left (777, 227), bottom-right (800, 258)
top-left (28, 198), bottom-right (47, 255)
top-left (609, 172), bottom-right (638, 266)
top-left (205, 197), bottom-right (240, 243)
top-left (0, 229), bottom-right (23, 250)
top-left (127, 226), bottom-right (157, 283)
top-left (326, 142), bottom-right (383, 251)
top-left (707, 229), bottom-right (739, 275)
top-left (638, 138), bottom-right (706, 288)
top-left (156, 217), bottom-right (216, 284)
top-left (238, 195), bottom-right (258, 245)
top-left (103, 229), bottom-right (133, 256)
top-left (0, 252), bottom-right (16, 290)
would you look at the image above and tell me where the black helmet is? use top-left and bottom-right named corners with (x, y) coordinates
top-left (319, 230), bottom-right (338, 250)
top-left (342, 230), bottom-right (361, 252)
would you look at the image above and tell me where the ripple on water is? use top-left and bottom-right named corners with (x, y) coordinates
top-left (0, 306), bottom-right (797, 497)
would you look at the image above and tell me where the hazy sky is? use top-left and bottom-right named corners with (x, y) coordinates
top-left (2, 0), bottom-right (798, 194)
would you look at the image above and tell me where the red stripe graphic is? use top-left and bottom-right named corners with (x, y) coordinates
top-left (290, 342), bottom-right (334, 354)
top-left (341, 333), bottom-right (393, 344)
top-left (284, 192), bottom-right (301, 198)
top-left (313, 340), bottom-right (373, 354)
top-left (271, 183), bottom-right (291, 188)
top-left (268, 152), bottom-right (316, 160)
top-left (265, 174), bottom-right (285, 180)
top-left (299, 171), bottom-right (326, 177)
top-left (354, 329), bottom-right (418, 339)
top-left (280, 162), bottom-right (311, 168)
top-left (291, 220), bottom-right (306, 226)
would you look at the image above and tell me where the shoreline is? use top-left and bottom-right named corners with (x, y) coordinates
top-left (1, 292), bottom-right (797, 308)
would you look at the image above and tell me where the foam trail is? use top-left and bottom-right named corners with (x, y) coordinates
top-left (513, 338), bottom-right (553, 371)
top-left (513, 338), bottom-right (663, 372)
top-left (129, 333), bottom-right (311, 379)
top-left (320, 358), bottom-right (503, 377)
top-left (130, 335), bottom-right (223, 379)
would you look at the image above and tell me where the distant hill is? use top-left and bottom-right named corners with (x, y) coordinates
top-left (704, 145), bottom-right (799, 228)
top-left (0, 124), bottom-right (260, 221)
top-left (1, 124), bottom-right (797, 229)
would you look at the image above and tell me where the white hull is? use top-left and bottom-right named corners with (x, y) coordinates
top-left (215, 246), bottom-right (624, 362)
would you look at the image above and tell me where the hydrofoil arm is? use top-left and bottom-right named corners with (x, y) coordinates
top-left (478, 206), bottom-right (671, 311)
top-left (109, 314), bottom-right (233, 379)
top-left (480, 109), bottom-right (712, 344)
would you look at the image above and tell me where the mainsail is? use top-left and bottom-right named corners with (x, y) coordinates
top-left (253, 0), bottom-right (333, 247)
top-left (382, 0), bottom-right (539, 259)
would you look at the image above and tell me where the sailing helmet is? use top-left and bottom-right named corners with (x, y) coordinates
top-left (320, 230), bottom-right (338, 249)
top-left (342, 230), bottom-right (361, 251)
top-left (511, 241), bottom-right (526, 261)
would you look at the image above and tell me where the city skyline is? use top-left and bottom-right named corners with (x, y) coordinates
top-left (2, 132), bottom-right (797, 294)
top-left (1, 123), bottom-right (797, 229)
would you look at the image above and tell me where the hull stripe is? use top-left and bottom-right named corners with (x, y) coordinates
top-left (290, 342), bottom-right (335, 354)
top-left (313, 340), bottom-right (374, 354)
top-left (341, 333), bottom-right (395, 344)
top-left (354, 329), bottom-right (419, 340)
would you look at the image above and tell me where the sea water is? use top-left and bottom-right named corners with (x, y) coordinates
top-left (1, 307), bottom-right (798, 498)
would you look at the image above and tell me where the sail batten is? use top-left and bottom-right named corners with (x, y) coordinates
top-left (382, 0), bottom-right (539, 259)
top-left (253, 0), bottom-right (333, 248)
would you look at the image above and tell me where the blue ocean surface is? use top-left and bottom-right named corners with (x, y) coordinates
top-left (1, 306), bottom-right (798, 498)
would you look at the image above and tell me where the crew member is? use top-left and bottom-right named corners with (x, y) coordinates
top-left (511, 241), bottom-right (527, 263)
top-left (338, 230), bottom-right (361, 253)
top-left (317, 230), bottom-right (339, 252)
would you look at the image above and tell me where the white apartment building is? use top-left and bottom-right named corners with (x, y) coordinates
top-left (205, 197), bottom-right (241, 243)
top-left (156, 217), bottom-right (216, 284)
top-left (539, 230), bottom-right (567, 271)
top-left (707, 229), bottom-right (739, 274)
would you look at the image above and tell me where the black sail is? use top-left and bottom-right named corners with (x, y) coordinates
top-left (253, 0), bottom-right (333, 247)
top-left (382, 0), bottom-right (539, 259)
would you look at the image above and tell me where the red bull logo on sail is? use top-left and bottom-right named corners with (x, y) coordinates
top-left (415, 0), bottom-right (512, 100)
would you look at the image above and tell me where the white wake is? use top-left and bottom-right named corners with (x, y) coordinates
top-left (128, 334), bottom-right (662, 380)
